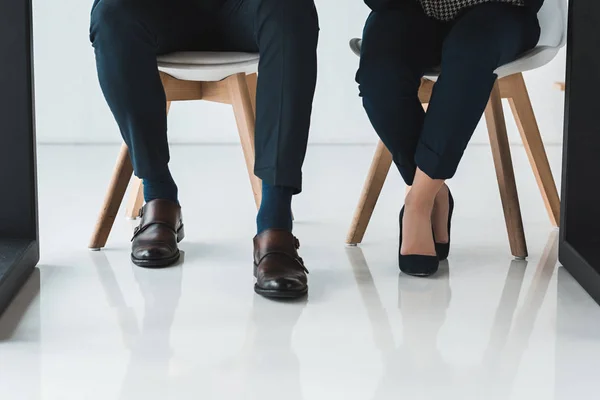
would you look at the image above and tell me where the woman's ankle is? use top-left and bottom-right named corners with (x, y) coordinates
top-left (435, 183), bottom-right (449, 200)
top-left (404, 190), bottom-right (435, 215)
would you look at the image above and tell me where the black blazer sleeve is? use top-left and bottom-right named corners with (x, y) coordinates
top-left (364, 0), bottom-right (396, 11)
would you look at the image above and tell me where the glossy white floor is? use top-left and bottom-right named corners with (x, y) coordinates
top-left (1, 144), bottom-right (599, 400)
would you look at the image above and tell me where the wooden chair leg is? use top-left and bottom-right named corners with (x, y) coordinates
top-left (228, 73), bottom-right (262, 209)
top-left (89, 143), bottom-right (134, 250)
top-left (246, 73), bottom-right (257, 116)
top-left (125, 177), bottom-right (143, 219)
top-left (485, 82), bottom-right (528, 259)
top-left (506, 73), bottom-right (561, 227)
top-left (124, 100), bottom-right (172, 219)
top-left (346, 140), bottom-right (393, 245)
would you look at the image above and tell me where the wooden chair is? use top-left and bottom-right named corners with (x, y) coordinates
top-left (346, 0), bottom-right (567, 259)
top-left (89, 52), bottom-right (261, 250)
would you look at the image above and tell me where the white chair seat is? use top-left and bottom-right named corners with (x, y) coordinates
top-left (349, 38), bottom-right (559, 80)
top-left (158, 51), bottom-right (260, 82)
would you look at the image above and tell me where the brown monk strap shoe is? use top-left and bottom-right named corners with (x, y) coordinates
top-left (253, 229), bottom-right (308, 299)
top-left (131, 199), bottom-right (184, 268)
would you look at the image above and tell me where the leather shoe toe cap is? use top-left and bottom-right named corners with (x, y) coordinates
top-left (133, 245), bottom-right (173, 260)
top-left (260, 276), bottom-right (306, 292)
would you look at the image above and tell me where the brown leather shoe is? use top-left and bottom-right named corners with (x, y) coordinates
top-left (253, 229), bottom-right (308, 299)
top-left (131, 199), bottom-right (184, 268)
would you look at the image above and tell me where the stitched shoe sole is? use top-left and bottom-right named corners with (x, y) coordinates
top-left (131, 250), bottom-right (180, 269)
top-left (254, 284), bottom-right (308, 299)
top-left (253, 284), bottom-right (308, 299)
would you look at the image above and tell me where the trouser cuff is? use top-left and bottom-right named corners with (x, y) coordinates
top-left (415, 141), bottom-right (461, 181)
top-left (255, 166), bottom-right (302, 195)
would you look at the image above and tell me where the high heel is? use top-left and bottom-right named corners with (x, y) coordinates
top-left (434, 189), bottom-right (454, 261)
top-left (399, 206), bottom-right (439, 277)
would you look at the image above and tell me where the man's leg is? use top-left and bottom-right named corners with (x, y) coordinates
top-left (90, 0), bottom-right (214, 203)
top-left (90, 0), bottom-right (211, 267)
top-left (214, 0), bottom-right (319, 298)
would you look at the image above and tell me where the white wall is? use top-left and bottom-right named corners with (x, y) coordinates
top-left (32, 0), bottom-right (566, 145)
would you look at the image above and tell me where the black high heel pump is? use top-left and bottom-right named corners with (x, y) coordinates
top-left (434, 189), bottom-right (454, 261)
top-left (398, 206), bottom-right (439, 277)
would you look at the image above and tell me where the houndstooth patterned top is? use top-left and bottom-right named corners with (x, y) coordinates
top-left (418, 0), bottom-right (526, 21)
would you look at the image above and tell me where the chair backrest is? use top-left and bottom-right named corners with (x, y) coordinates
top-left (537, 0), bottom-right (568, 49)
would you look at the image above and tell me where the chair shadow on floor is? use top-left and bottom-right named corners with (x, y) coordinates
top-left (89, 248), bottom-right (306, 399)
top-left (89, 249), bottom-right (184, 398)
top-left (345, 230), bottom-right (558, 398)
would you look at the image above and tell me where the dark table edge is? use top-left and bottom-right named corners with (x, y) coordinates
top-left (555, 0), bottom-right (600, 305)
top-left (0, 0), bottom-right (39, 316)
top-left (0, 241), bottom-right (38, 315)
top-left (559, 241), bottom-right (600, 306)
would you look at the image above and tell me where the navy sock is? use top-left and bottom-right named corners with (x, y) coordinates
top-left (142, 169), bottom-right (179, 204)
top-left (257, 182), bottom-right (294, 234)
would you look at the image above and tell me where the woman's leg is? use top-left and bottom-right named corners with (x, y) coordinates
top-left (407, 3), bottom-right (540, 255)
top-left (357, 1), bottom-right (443, 186)
top-left (417, 3), bottom-right (540, 181)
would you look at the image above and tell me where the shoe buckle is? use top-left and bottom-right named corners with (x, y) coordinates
top-left (295, 256), bottom-right (308, 274)
top-left (131, 224), bottom-right (144, 241)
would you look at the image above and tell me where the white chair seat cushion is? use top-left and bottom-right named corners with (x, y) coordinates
top-left (349, 38), bottom-right (559, 80)
top-left (157, 52), bottom-right (260, 82)
top-left (493, 46), bottom-right (559, 78)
